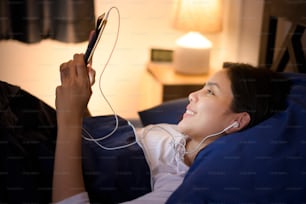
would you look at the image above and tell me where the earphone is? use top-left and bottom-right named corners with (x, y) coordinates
top-left (184, 121), bottom-right (239, 155)
top-left (82, 7), bottom-right (139, 151)
top-left (144, 122), bottom-right (240, 159)
top-left (223, 121), bottom-right (239, 132)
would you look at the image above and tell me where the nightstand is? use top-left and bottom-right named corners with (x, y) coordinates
top-left (139, 63), bottom-right (216, 110)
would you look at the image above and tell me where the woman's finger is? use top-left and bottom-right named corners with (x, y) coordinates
top-left (73, 54), bottom-right (88, 82)
top-left (87, 65), bottom-right (96, 85)
top-left (59, 61), bottom-right (71, 84)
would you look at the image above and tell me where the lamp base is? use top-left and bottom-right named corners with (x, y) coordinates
top-left (173, 46), bottom-right (210, 75)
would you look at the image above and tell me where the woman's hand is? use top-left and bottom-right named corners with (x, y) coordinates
top-left (56, 53), bottom-right (92, 120)
top-left (53, 53), bottom-right (90, 202)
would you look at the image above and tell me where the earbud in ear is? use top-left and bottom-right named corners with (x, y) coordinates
top-left (232, 121), bottom-right (239, 128)
top-left (223, 121), bottom-right (239, 132)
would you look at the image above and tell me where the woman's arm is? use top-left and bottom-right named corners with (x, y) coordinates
top-left (52, 54), bottom-right (92, 202)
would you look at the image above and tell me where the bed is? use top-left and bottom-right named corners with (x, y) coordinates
top-left (1, 0), bottom-right (306, 203)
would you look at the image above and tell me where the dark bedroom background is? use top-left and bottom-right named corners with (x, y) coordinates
top-left (0, 0), bottom-right (95, 43)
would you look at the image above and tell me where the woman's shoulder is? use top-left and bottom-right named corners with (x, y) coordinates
top-left (135, 123), bottom-right (181, 140)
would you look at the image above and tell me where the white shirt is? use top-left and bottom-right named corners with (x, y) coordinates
top-left (56, 124), bottom-right (189, 204)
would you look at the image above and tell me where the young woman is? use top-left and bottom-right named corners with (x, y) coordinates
top-left (52, 54), bottom-right (291, 203)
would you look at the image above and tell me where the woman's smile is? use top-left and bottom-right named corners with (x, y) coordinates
top-left (183, 107), bottom-right (195, 118)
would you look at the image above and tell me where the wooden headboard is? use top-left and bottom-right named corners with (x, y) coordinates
top-left (258, 0), bottom-right (306, 73)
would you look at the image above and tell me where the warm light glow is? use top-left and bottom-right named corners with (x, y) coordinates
top-left (172, 0), bottom-right (223, 33)
top-left (171, 0), bottom-right (223, 74)
top-left (176, 32), bottom-right (212, 48)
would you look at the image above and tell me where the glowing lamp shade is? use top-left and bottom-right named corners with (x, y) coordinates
top-left (172, 0), bottom-right (223, 74)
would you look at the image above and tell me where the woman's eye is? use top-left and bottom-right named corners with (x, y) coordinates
top-left (205, 88), bottom-right (215, 95)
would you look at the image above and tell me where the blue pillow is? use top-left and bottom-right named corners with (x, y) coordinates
top-left (166, 73), bottom-right (306, 203)
top-left (138, 98), bottom-right (188, 126)
top-left (82, 115), bottom-right (151, 203)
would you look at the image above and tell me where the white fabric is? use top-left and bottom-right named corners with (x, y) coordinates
top-left (54, 192), bottom-right (90, 204)
top-left (122, 124), bottom-right (189, 204)
top-left (55, 124), bottom-right (189, 204)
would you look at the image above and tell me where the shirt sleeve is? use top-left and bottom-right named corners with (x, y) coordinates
top-left (121, 172), bottom-right (184, 204)
top-left (53, 192), bottom-right (90, 204)
top-left (53, 172), bottom-right (182, 204)
top-left (53, 188), bottom-right (172, 204)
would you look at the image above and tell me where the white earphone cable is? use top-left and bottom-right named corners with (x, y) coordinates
top-left (82, 7), bottom-right (137, 150)
top-left (143, 123), bottom-right (237, 159)
top-left (186, 122), bottom-right (238, 155)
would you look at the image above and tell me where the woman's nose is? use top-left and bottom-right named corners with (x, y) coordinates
top-left (188, 91), bottom-right (196, 102)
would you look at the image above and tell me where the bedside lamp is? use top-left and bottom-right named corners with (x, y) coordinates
top-left (172, 0), bottom-right (223, 74)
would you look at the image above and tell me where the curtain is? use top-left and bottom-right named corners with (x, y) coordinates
top-left (0, 0), bottom-right (95, 43)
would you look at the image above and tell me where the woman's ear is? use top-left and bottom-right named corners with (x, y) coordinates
top-left (226, 112), bottom-right (251, 134)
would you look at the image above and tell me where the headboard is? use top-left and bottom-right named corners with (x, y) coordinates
top-left (258, 0), bottom-right (306, 73)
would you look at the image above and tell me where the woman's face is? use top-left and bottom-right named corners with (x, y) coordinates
top-left (178, 69), bottom-right (239, 140)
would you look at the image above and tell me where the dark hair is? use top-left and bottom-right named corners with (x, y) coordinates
top-left (225, 63), bottom-right (292, 128)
